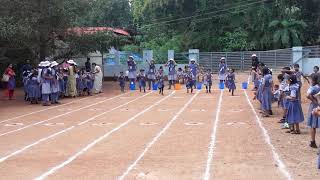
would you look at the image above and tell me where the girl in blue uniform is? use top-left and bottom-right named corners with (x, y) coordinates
top-left (218, 57), bottom-right (227, 83)
top-left (127, 56), bottom-right (137, 85)
top-left (185, 67), bottom-right (195, 94)
top-left (41, 61), bottom-right (52, 106)
top-left (138, 69), bottom-right (147, 93)
top-left (307, 74), bottom-right (320, 148)
top-left (227, 68), bottom-right (236, 96)
top-left (146, 60), bottom-right (156, 90)
top-left (204, 69), bottom-right (213, 93)
top-left (83, 71), bottom-right (93, 96)
top-left (50, 61), bottom-right (60, 104)
top-left (157, 66), bottom-right (165, 95)
top-left (261, 67), bottom-right (273, 117)
top-left (118, 72), bottom-right (126, 93)
top-left (27, 69), bottom-right (40, 104)
top-left (286, 75), bottom-right (304, 134)
top-left (166, 59), bottom-right (177, 90)
top-left (189, 59), bottom-right (199, 88)
top-left (293, 64), bottom-right (310, 100)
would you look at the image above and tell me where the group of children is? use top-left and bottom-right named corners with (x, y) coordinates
top-left (252, 60), bottom-right (320, 158)
top-left (22, 59), bottom-right (94, 106)
top-left (118, 57), bottom-right (237, 96)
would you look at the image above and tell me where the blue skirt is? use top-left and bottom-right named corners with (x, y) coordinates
top-left (139, 80), bottom-right (146, 87)
top-left (128, 71), bottom-right (136, 79)
top-left (307, 103), bottom-right (320, 128)
top-left (228, 81), bottom-right (236, 90)
top-left (7, 77), bottom-right (15, 90)
top-left (28, 84), bottom-right (40, 98)
top-left (257, 85), bottom-right (263, 102)
top-left (186, 80), bottom-right (195, 89)
top-left (261, 87), bottom-right (272, 111)
top-left (286, 100), bottom-right (304, 124)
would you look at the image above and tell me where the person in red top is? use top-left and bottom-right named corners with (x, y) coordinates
top-left (5, 64), bottom-right (16, 100)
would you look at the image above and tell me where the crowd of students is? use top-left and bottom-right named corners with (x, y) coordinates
top-left (251, 54), bottom-right (320, 166)
top-left (117, 56), bottom-right (236, 96)
top-left (1, 58), bottom-right (103, 106)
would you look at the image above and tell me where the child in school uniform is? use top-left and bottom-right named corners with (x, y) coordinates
top-left (22, 69), bottom-right (31, 101)
top-left (293, 64), bottom-right (310, 100)
top-left (166, 59), bottom-right (177, 90)
top-left (41, 61), bottom-right (52, 106)
top-left (273, 84), bottom-right (280, 103)
top-left (146, 60), bottom-right (156, 90)
top-left (286, 75), bottom-right (304, 134)
top-left (27, 69), bottom-right (40, 104)
top-left (227, 68), bottom-right (236, 96)
top-left (157, 66), bottom-right (165, 95)
top-left (261, 67), bottom-right (273, 117)
top-left (118, 72), bottom-right (126, 93)
top-left (218, 57), bottom-right (227, 83)
top-left (204, 69), bottom-right (213, 93)
top-left (50, 61), bottom-right (60, 104)
top-left (83, 71), bottom-right (93, 96)
top-left (137, 69), bottom-right (147, 93)
top-left (185, 67), bottom-right (195, 93)
top-left (177, 67), bottom-right (184, 84)
top-left (76, 69), bottom-right (85, 96)
top-left (307, 74), bottom-right (320, 148)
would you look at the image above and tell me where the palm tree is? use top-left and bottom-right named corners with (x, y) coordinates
top-left (269, 19), bottom-right (307, 48)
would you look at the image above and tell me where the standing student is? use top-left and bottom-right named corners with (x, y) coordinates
top-left (157, 66), bottom-right (165, 95)
top-left (311, 66), bottom-right (320, 77)
top-left (62, 59), bottom-right (70, 96)
top-left (293, 64), bottom-right (310, 100)
top-left (76, 68), bottom-right (85, 96)
top-left (227, 68), bottom-right (236, 96)
top-left (118, 72), bottom-right (126, 93)
top-left (261, 67), bottom-right (273, 117)
top-left (189, 59), bottom-right (199, 88)
top-left (50, 61), bottom-right (60, 104)
top-left (218, 57), bottom-right (227, 83)
top-left (27, 69), bottom-right (40, 104)
top-left (177, 67), bottom-right (184, 84)
top-left (127, 56), bottom-right (137, 84)
top-left (251, 54), bottom-right (260, 90)
top-left (185, 67), bottom-right (195, 94)
top-left (137, 69), bottom-right (147, 93)
top-left (22, 68), bottom-right (31, 101)
top-left (83, 70), bottom-right (93, 96)
top-left (307, 74), bottom-right (320, 148)
top-left (165, 59), bottom-right (177, 90)
top-left (41, 61), bottom-right (52, 106)
top-left (146, 60), bottom-right (156, 90)
top-left (286, 75), bottom-right (304, 134)
top-left (204, 69), bottom-right (213, 93)
top-left (85, 57), bottom-right (91, 72)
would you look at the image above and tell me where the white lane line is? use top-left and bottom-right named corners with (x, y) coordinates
top-left (119, 91), bottom-right (199, 180)
top-left (0, 92), bottom-right (130, 137)
top-left (244, 90), bottom-right (293, 180)
top-left (0, 92), bottom-right (151, 164)
top-left (0, 126), bottom-right (75, 163)
top-left (0, 96), bottom-right (93, 124)
top-left (203, 90), bottom-right (223, 180)
top-left (78, 92), bottom-right (152, 125)
top-left (34, 91), bottom-right (176, 180)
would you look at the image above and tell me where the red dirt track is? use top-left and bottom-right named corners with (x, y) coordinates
top-left (0, 74), bottom-right (319, 180)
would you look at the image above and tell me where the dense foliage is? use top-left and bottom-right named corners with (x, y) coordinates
top-left (1, 0), bottom-right (319, 63)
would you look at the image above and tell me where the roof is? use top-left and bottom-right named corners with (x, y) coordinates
top-left (67, 27), bottom-right (130, 36)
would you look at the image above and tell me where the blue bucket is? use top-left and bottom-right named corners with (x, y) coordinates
top-left (219, 82), bottom-right (225, 90)
top-left (130, 82), bottom-right (136, 90)
top-left (196, 83), bottom-right (202, 90)
top-left (242, 82), bottom-right (248, 89)
top-left (152, 83), bottom-right (158, 90)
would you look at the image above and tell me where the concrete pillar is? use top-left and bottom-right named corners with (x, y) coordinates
top-left (189, 49), bottom-right (199, 63)
top-left (292, 46), bottom-right (303, 68)
top-left (143, 50), bottom-right (153, 62)
top-left (168, 50), bottom-right (174, 60)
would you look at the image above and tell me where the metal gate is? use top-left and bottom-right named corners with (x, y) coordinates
top-left (199, 48), bottom-right (292, 72)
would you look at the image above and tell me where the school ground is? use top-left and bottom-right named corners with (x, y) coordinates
top-left (0, 73), bottom-right (319, 180)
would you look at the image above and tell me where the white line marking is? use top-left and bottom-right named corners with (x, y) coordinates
top-left (34, 91), bottom-right (176, 180)
top-left (244, 90), bottom-right (293, 180)
top-left (0, 93), bottom-right (129, 137)
top-left (4, 123), bottom-right (24, 127)
top-left (0, 96), bottom-right (92, 124)
top-left (203, 90), bottom-right (223, 180)
top-left (78, 92), bottom-right (152, 125)
top-left (118, 91), bottom-right (199, 180)
top-left (0, 92), bottom-right (150, 164)
top-left (0, 126), bottom-right (74, 163)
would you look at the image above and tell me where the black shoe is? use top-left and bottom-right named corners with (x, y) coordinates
top-left (310, 141), bottom-right (318, 148)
